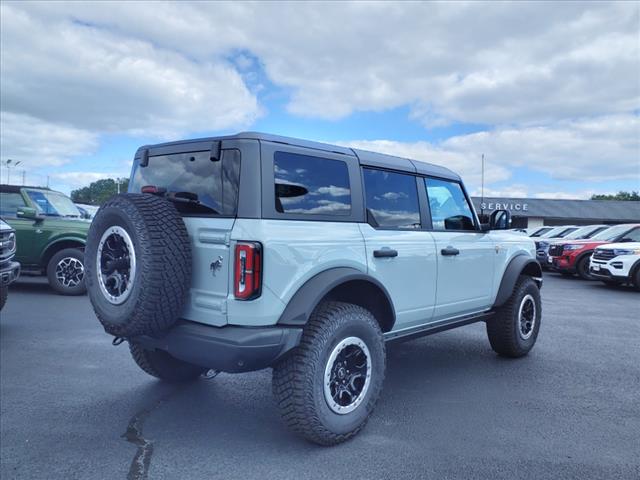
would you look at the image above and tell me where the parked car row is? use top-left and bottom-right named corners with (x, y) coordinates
top-left (0, 184), bottom-right (90, 296)
top-left (530, 223), bottom-right (640, 290)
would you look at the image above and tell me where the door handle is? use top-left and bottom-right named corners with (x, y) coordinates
top-left (373, 248), bottom-right (398, 258)
top-left (441, 246), bottom-right (460, 256)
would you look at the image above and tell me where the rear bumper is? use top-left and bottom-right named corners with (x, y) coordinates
top-left (132, 321), bottom-right (303, 373)
top-left (0, 261), bottom-right (20, 287)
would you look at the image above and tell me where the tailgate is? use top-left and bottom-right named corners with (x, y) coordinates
top-left (181, 217), bottom-right (235, 326)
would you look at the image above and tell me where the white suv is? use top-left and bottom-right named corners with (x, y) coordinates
top-left (590, 242), bottom-right (640, 290)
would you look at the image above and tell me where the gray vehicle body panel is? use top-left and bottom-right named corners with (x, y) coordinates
top-left (125, 131), bottom-right (540, 372)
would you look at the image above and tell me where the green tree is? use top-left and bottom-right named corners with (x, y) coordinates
top-left (591, 191), bottom-right (640, 201)
top-left (71, 178), bottom-right (129, 205)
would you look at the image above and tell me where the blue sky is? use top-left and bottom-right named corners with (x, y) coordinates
top-left (1, 2), bottom-right (639, 198)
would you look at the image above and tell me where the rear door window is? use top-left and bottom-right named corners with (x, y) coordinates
top-left (362, 168), bottom-right (421, 229)
top-left (273, 151), bottom-right (351, 215)
top-left (425, 178), bottom-right (476, 231)
top-left (130, 149), bottom-right (240, 216)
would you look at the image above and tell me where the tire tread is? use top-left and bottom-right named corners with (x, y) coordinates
top-left (486, 275), bottom-right (541, 358)
top-left (85, 194), bottom-right (191, 337)
top-left (272, 301), bottom-right (385, 446)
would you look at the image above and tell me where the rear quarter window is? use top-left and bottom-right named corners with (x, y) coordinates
top-left (273, 151), bottom-right (351, 216)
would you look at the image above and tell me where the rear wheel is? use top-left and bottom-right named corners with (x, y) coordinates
top-left (486, 276), bottom-right (541, 358)
top-left (272, 301), bottom-right (385, 445)
top-left (47, 248), bottom-right (86, 295)
top-left (129, 343), bottom-right (206, 382)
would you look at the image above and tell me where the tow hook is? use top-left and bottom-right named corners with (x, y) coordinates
top-left (112, 336), bottom-right (126, 346)
top-left (203, 369), bottom-right (219, 380)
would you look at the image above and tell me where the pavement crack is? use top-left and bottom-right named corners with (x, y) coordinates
top-left (122, 388), bottom-right (181, 480)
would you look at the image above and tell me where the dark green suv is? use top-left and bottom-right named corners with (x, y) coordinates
top-left (0, 185), bottom-right (90, 295)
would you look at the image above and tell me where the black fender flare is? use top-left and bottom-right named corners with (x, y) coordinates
top-left (277, 267), bottom-right (396, 330)
top-left (493, 255), bottom-right (542, 308)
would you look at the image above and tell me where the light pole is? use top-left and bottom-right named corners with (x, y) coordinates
top-left (2, 159), bottom-right (21, 184)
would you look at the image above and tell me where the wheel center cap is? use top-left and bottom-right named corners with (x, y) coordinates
top-left (337, 367), bottom-right (346, 379)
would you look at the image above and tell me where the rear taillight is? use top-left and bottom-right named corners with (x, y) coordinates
top-left (234, 242), bottom-right (262, 300)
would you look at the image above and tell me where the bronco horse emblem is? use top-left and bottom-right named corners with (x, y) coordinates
top-left (210, 255), bottom-right (224, 275)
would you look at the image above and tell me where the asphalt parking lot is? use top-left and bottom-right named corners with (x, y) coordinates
top-left (1, 274), bottom-right (639, 480)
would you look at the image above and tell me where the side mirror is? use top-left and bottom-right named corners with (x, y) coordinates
top-left (489, 209), bottom-right (511, 230)
top-left (16, 206), bottom-right (42, 220)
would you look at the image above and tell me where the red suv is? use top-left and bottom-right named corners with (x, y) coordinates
top-left (549, 224), bottom-right (640, 279)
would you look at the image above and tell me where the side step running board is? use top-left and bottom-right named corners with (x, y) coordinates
top-left (384, 310), bottom-right (494, 343)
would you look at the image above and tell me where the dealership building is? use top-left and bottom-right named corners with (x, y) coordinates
top-left (470, 197), bottom-right (640, 229)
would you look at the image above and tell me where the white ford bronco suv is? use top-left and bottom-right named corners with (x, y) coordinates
top-left (85, 132), bottom-right (542, 445)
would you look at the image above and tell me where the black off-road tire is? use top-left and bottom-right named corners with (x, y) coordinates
top-left (47, 248), bottom-right (87, 295)
top-left (272, 301), bottom-right (386, 446)
top-left (129, 343), bottom-right (206, 382)
top-left (633, 266), bottom-right (640, 292)
top-left (85, 194), bottom-right (191, 338)
top-left (576, 255), bottom-right (592, 280)
top-left (0, 287), bottom-right (7, 311)
top-left (486, 275), bottom-right (541, 358)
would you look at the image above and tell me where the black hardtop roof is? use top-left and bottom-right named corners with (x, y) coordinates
top-left (0, 184), bottom-right (51, 193)
top-left (136, 131), bottom-right (460, 180)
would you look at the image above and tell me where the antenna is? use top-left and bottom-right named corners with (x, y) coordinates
top-left (480, 153), bottom-right (485, 217)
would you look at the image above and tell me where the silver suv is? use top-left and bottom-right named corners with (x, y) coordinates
top-left (85, 132), bottom-right (542, 445)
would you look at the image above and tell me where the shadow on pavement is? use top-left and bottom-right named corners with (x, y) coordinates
top-left (9, 279), bottom-right (55, 295)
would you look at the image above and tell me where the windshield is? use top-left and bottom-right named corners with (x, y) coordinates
top-left (26, 189), bottom-right (81, 217)
top-left (591, 225), bottom-right (631, 241)
top-left (563, 227), bottom-right (589, 239)
top-left (555, 227), bottom-right (578, 238)
top-left (540, 227), bottom-right (566, 238)
top-left (130, 149), bottom-right (240, 216)
top-left (564, 226), bottom-right (604, 240)
top-left (530, 227), bottom-right (552, 237)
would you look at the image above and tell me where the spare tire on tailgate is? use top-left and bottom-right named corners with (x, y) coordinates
top-left (85, 193), bottom-right (192, 338)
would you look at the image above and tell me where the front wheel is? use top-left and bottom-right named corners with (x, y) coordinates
top-left (47, 248), bottom-right (87, 295)
top-left (272, 301), bottom-right (386, 445)
top-left (633, 268), bottom-right (640, 292)
top-left (486, 276), bottom-right (541, 358)
top-left (576, 256), bottom-right (592, 280)
top-left (0, 287), bottom-right (7, 311)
